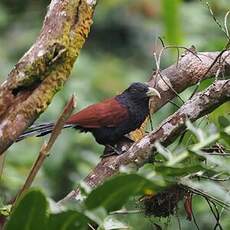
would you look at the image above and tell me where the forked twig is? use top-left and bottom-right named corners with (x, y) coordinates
top-left (205, 198), bottom-right (223, 230)
top-left (189, 40), bottom-right (230, 100)
top-left (189, 2), bottom-right (230, 100)
top-left (206, 2), bottom-right (230, 39)
top-left (153, 48), bottom-right (185, 104)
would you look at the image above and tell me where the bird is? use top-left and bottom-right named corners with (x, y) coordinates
top-left (17, 82), bottom-right (160, 152)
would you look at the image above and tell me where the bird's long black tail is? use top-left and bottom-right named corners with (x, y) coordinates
top-left (16, 122), bottom-right (73, 142)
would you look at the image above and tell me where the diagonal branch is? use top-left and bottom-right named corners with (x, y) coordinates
top-left (0, 0), bottom-right (97, 154)
top-left (59, 79), bottom-right (230, 204)
top-left (148, 50), bottom-right (230, 113)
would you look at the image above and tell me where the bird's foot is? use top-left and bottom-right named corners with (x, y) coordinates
top-left (101, 145), bottom-right (125, 158)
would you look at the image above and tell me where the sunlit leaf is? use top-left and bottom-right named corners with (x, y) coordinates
top-left (186, 120), bottom-right (205, 142)
top-left (100, 216), bottom-right (128, 230)
top-left (155, 141), bottom-right (173, 160)
top-left (85, 174), bottom-right (163, 211)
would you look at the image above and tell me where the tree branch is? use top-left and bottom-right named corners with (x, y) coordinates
top-left (0, 0), bottom-right (97, 154)
top-left (59, 79), bottom-right (230, 204)
top-left (149, 50), bottom-right (230, 113)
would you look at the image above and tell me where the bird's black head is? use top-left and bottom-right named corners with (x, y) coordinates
top-left (116, 82), bottom-right (160, 109)
top-left (121, 82), bottom-right (160, 100)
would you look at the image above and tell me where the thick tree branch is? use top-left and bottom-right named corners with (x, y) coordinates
top-left (149, 50), bottom-right (230, 112)
top-left (59, 79), bottom-right (230, 204)
top-left (0, 0), bottom-right (97, 154)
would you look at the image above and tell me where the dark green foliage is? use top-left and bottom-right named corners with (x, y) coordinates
top-left (5, 190), bottom-right (92, 230)
top-left (47, 211), bottom-right (90, 230)
top-left (5, 190), bottom-right (47, 230)
top-left (85, 174), bottom-right (163, 211)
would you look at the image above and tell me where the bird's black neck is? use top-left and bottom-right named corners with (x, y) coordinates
top-left (115, 93), bottom-right (149, 116)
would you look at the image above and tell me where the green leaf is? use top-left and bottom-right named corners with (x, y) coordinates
top-left (218, 116), bottom-right (230, 128)
top-left (47, 211), bottom-right (90, 230)
top-left (5, 190), bottom-right (48, 230)
top-left (101, 216), bottom-right (128, 230)
top-left (186, 120), bottom-right (205, 142)
top-left (155, 141), bottom-right (173, 160)
top-left (155, 164), bottom-right (205, 177)
top-left (190, 134), bottom-right (219, 152)
top-left (85, 174), bottom-right (162, 212)
top-left (209, 102), bottom-right (230, 128)
top-left (220, 131), bottom-right (230, 148)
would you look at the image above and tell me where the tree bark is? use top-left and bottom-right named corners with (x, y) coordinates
top-left (0, 0), bottom-right (97, 154)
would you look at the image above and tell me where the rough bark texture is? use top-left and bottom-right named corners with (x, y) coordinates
top-left (0, 0), bottom-right (96, 154)
top-left (59, 50), bottom-right (230, 203)
top-left (149, 50), bottom-right (230, 112)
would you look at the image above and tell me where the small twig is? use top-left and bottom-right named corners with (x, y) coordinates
top-left (206, 2), bottom-right (230, 39)
top-left (14, 95), bottom-right (76, 203)
top-left (152, 44), bottom-right (204, 105)
top-left (220, 191), bottom-right (230, 218)
top-left (189, 40), bottom-right (230, 100)
top-left (156, 44), bottom-right (202, 64)
top-left (191, 206), bottom-right (200, 230)
top-left (159, 72), bottom-right (185, 104)
top-left (168, 100), bottom-right (181, 109)
top-left (153, 44), bottom-right (203, 105)
top-left (183, 185), bottom-right (230, 210)
top-left (202, 143), bottom-right (230, 155)
top-left (204, 153), bottom-right (230, 156)
top-left (198, 175), bottom-right (230, 182)
top-left (158, 36), bottom-right (165, 48)
top-left (109, 209), bottom-right (143, 215)
top-left (224, 11), bottom-right (230, 38)
top-left (205, 198), bottom-right (223, 230)
top-left (88, 223), bottom-right (96, 230)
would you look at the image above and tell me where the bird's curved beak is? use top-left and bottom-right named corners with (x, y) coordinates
top-left (146, 87), bottom-right (161, 98)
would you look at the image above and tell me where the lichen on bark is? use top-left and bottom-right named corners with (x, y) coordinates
top-left (0, 0), bottom-right (96, 154)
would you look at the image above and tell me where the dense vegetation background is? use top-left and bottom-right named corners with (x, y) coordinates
top-left (0, 0), bottom-right (229, 229)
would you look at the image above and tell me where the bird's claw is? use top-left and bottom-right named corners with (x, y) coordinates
top-left (101, 145), bottom-right (125, 158)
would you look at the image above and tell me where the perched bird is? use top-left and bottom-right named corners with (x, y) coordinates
top-left (17, 82), bottom-right (160, 150)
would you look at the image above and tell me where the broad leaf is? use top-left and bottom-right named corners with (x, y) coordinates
top-left (85, 174), bottom-right (162, 211)
top-left (155, 164), bottom-right (206, 177)
top-left (101, 216), bottom-right (128, 230)
top-left (47, 210), bottom-right (90, 230)
top-left (5, 190), bottom-right (48, 230)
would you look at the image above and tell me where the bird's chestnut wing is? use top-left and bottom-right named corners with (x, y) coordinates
top-left (65, 98), bottom-right (129, 128)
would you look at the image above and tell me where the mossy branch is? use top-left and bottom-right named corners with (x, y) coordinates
top-left (0, 0), bottom-right (97, 154)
